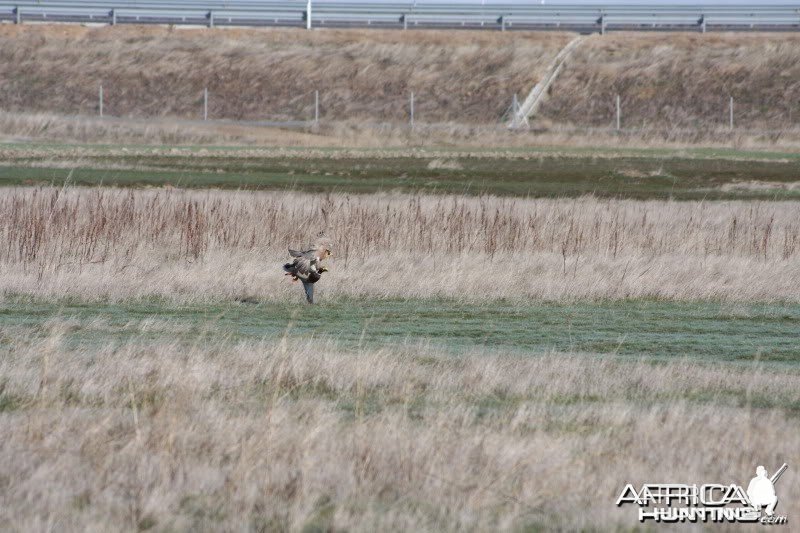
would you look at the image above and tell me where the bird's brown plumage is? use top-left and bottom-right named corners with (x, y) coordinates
top-left (283, 238), bottom-right (333, 303)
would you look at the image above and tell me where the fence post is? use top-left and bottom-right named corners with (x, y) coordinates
top-left (410, 91), bottom-right (415, 128)
top-left (512, 93), bottom-right (519, 128)
top-left (314, 90), bottom-right (319, 125)
top-left (204, 88), bottom-right (208, 121)
top-left (729, 96), bottom-right (734, 131)
top-left (616, 94), bottom-right (620, 131)
top-left (306, 0), bottom-right (312, 29)
top-left (99, 85), bottom-right (104, 117)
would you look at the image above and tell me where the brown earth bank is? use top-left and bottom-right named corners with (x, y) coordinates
top-left (1, 25), bottom-right (798, 131)
top-left (0, 24), bottom-right (569, 124)
top-left (541, 32), bottom-right (800, 130)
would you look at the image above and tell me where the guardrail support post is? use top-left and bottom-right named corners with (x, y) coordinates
top-left (110, 9), bottom-right (116, 25)
top-left (599, 14), bottom-right (605, 35)
top-left (616, 94), bottom-right (621, 131)
top-left (208, 11), bottom-right (214, 28)
top-left (729, 96), bottom-right (734, 130)
top-left (99, 85), bottom-right (104, 117)
top-left (15, 6), bottom-right (20, 24)
top-left (500, 16), bottom-right (505, 32)
top-left (204, 88), bottom-right (208, 121)
top-left (699, 15), bottom-right (706, 33)
top-left (314, 90), bottom-right (319, 125)
top-left (402, 14), bottom-right (407, 30)
top-left (306, 0), bottom-right (312, 29)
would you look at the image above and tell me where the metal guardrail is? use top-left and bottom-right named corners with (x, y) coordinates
top-left (0, 2), bottom-right (798, 32)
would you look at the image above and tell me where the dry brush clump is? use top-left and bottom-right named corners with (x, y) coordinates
top-left (0, 186), bottom-right (799, 302)
top-left (1, 328), bottom-right (798, 531)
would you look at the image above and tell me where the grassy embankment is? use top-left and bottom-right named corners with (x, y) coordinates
top-left (2, 26), bottom-right (799, 131)
top-left (2, 26), bottom-right (800, 149)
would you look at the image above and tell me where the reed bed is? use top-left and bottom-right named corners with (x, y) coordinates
top-left (0, 186), bottom-right (798, 302)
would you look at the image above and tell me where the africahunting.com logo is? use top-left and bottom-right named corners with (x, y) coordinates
top-left (616, 464), bottom-right (788, 525)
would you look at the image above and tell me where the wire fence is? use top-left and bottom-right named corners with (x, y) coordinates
top-left (5, 84), bottom-right (800, 141)
top-left (99, 85), bottom-right (800, 132)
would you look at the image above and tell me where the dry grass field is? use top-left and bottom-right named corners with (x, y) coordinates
top-left (2, 333), bottom-right (799, 531)
top-left (2, 23), bottom-right (800, 531)
top-left (0, 186), bottom-right (798, 531)
top-left (4, 110), bottom-right (800, 150)
top-left (0, 111), bottom-right (330, 147)
top-left (0, 187), bottom-right (799, 302)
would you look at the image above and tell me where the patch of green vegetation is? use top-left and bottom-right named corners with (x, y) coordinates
top-left (1, 298), bottom-right (798, 365)
top-left (179, 494), bottom-right (228, 526)
top-left (0, 392), bottom-right (22, 412)
top-left (471, 390), bottom-right (526, 420)
top-left (301, 496), bottom-right (337, 533)
top-left (0, 380), bottom-right (24, 412)
top-left (137, 515), bottom-right (157, 531)
top-left (2, 146), bottom-right (800, 199)
top-left (72, 491), bottom-right (92, 511)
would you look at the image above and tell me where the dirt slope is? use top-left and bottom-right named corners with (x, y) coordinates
top-left (540, 32), bottom-right (800, 129)
top-left (0, 25), bottom-right (798, 129)
top-left (0, 25), bottom-right (568, 123)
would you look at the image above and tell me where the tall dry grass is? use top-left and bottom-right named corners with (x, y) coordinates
top-left (1, 328), bottom-right (798, 531)
top-left (1, 186), bottom-right (798, 302)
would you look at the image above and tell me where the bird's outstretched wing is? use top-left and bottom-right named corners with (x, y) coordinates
top-left (301, 279), bottom-right (314, 303)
